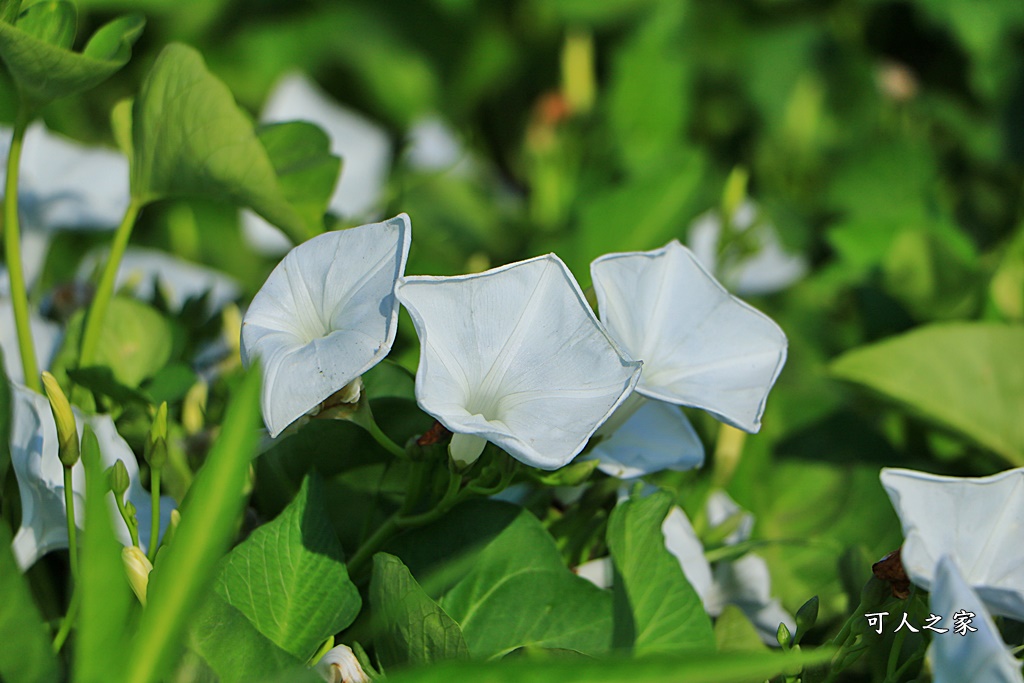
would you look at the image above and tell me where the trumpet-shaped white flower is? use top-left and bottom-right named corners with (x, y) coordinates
top-left (588, 398), bottom-right (704, 479)
top-left (0, 123), bottom-right (130, 291)
top-left (240, 215), bottom-right (411, 437)
top-left (591, 240), bottom-right (788, 433)
top-left (9, 383), bottom-right (174, 569)
top-left (396, 254), bottom-right (641, 470)
top-left (78, 247), bottom-right (240, 315)
top-left (315, 644), bottom-right (371, 683)
top-left (880, 467), bottom-right (1024, 621)
top-left (928, 556), bottom-right (1024, 683)
top-left (0, 300), bottom-right (61, 385)
top-left (241, 72), bottom-right (393, 255)
top-left (688, 201), bottom-right (807, 296)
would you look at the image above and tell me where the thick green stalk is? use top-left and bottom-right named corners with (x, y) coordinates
top-left (148, 468), bottom-right (160, 562)
top-left (62, 468), bottom-right (79, 582)
top-left (3, 105), bottom-right (40, 392)
top-left (78, 197), bottom-right (143, 370)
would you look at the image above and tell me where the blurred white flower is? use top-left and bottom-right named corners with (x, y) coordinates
top-left (9, 382), bottom-right (174, 570)
top-left (78, 246), bottom-right (240, 316)
top-left (688, 201), bottom-right (807, 296)
top-left (404, 115), bottom-right (472, 176)
top-left (587, 398), bottom-right (704, 479)
top-left (0, 300), bottom-right (61, 385)
top-left (240, 215), bottom-right (411, 437)
top-left (315, 644), bottom-right (370, 683)
top-left (928, 556), bottom-right (1023, 683)
top-left (396, 254), bottom-right (641, 470)
top-left (880, 467), bottom-right (1024, 621)
top-left (241, 72), bottom-right (393, 255)
top-left (0, 122), bottom-right (129, 291)
top-left (591, 240), bottom-right (788, 434)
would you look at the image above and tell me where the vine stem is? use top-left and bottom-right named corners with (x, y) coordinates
top-left (63, 468), bottom-right (79, 582)
top-left (148, 468), bottom-right (161, 562)
top-left (51, 587), bottom-right (81, 653)
top-left (3, 104), bottom-right (41, 392)
top-left (78, 197), bottom-right (143, 371)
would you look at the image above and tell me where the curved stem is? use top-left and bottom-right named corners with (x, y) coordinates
top-left (78, 197), bottom-right (143, 371)
top-left (148, 468), bottom-right (161, 562)
top-left (63, 467), bottom-right (79, 582)
top-left (114, 493), bottom-right (140, 547)
top-left (3, 105), bottom-right (40, 392)
top-left (51, 586), bottom-right (81, 654)
top-left (363, 415), bottom-right (406, 460)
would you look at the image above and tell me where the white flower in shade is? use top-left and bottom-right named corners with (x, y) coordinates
top-left (0, 122), bottom-right (130, 290)
top-left (404, 115), bottom-right (472, 175)
top-left (240, 215), bottom-right (411, 437)
top-left (241, 72), bottom-right (393, 255)
top-left (395, 254), bottom-right (641, 470)
top-left (315, 644), bottom-right (371, 683)
top-left (880, 467), bottom-right (1024, 621)
top-left (78, 247), bottom-right (240, 315)
top-left (688, 201), bottom-right (807, 297)
top-left (928, 556), bottom-right (1024, 683)
top-left (591, 240), bottom-right (788, 434)
top-left (9, 383), bottom-right (174, 569)
top-left (587, 398), bottom-right (704, 479)
top-left (0, 300), bottom-right (61, 385)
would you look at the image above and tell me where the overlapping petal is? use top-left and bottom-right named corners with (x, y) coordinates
top-left (396, 254), bottom-right (641, 470)
top-left (688, 201), bottom-right (807, 296)
top-left (591, 240), bottom-right (788, 432)
top-left (241, 72), bottom-right (393, 254)
top-left (589, 398), bottom-right (704, 479)
top-left (241, 215), bottom-right (411, 437)
top-left (880, 467), bottom-right (1024, 621)
top-left (928, 556), bottom-right (1024, 683)
top-left (9, 383), bottom-right (174, 569)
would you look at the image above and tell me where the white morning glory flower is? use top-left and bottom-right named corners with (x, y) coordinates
top-left (78, 247), bottom-right (240, 315)
top-left (9, 382), bottom-right (174, 569)
top-left (395, 254), bottom-right (642, 470)
top-left (587, 398), bottom-right (704, 479)
top-left (688, 201), bottom-right (807, 297)
top-left (880, 467), bottom-right (1024, 621)
top-left (240, 215), bottom-right (411, 438)
top-left (0, 300), bottom-right (61, 385)
top-left (241, 72), bottom-right (393, 255)
top-left (0, 122), bottom-right (130, 291)
top-left (928, 555), bottom-right (1024, 683)
top-left (591, 240), bottom-right (788, 433)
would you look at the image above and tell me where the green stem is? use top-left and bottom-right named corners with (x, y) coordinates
top-left (78, 197), bottom-right (143, 371)
top-left (51, 586), bottom-right (81, 653)
top-left (114, 493), bottom-right (140, 547)
top-left (363, 416), bottom-right (406, 460)
top-left (63, 467), bottom-right (79, 582)
top-left (148, 468), bottom-right (161, 562)
top-left (3, 105), bottom-right (40, 392)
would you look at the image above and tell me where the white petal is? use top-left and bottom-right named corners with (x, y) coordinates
top-left (687, 201), bottom-right (807, 296)
top-left (9, 383), bottom-right (174, 569)
top-left (0, 300), bottom-right (61, 384)
top-left (396, 254), bottom-right (641, 470)
top-left (589, 398), bottom-right (704, 479)
top-left (240, 210), bottom-right (293, 257)
top-left (662, 506), bottom-right (714, 607)
top-left (241, 215), bottom-right (411, 437)
top-left (705, 490), bottom-right (755, 545)
top-left (574, 557), bottom-right (614, 590)
top-left (880, 467), bottom-right (1024, 621)
top-left (928, 556), bottom-right (1024, 683)
top-left (591, 240), bottom-right (788, 433)
top-left (78, 247), bottom-right (240, 315)
top-left (260, 72), bottom-right (392, 220)
top-left (0, 123), bottom-right (129, 233)
top-left (405, 115), bottom-right (472, 175)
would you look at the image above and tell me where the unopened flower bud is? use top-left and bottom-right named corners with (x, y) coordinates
top-left (145, 402), bottom-right (168, 469)
top-left (107, 459), bottom-right (130, 498)
top-left (41, 371), bottom-right (79, 467)
top-left (182, 381), bottom-right (208, 435)
top-left (122, 545), bottom-right (154, 606)
top-left (315, 644), bottom-right (370, 683)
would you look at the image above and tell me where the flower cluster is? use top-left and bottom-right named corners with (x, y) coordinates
top-left (241, 214), bottom-right (788, 473)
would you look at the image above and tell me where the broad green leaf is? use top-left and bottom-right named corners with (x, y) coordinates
top-left (131, 43), bottom-right (312, 244)
top-left (188, 589), bottom-right (303, 683)
top-left (831, 323), bottom-right (1024, 466)
top-left (0, 9), bottom-right (142, 105)
top-left (17, 1), bottom-right (75, 49)
top-left (439, 506), bottom-right (614, 658)
top-left (371, 553), bottom-right (470, 668)
top-left (713, 605), bottom-right (768, 654)
top-left (607, 491), bottom-right (714, 655)
top-left (381, 649), bottom-right (834, 683)
top-left (0, 525), bottom-right (60, 683)
top-left (117, 367), bottom-right (262, 683)
top-left (256, 121), bottom-right (340, 232)
top-left (76, 426), bottom-right (134, 683)
top-left (90, 297), bottom-right (174, 389)
top-left (883, 226), bottom-right (982, 320)
top-left (216, 475), bottom-right (361, 660)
